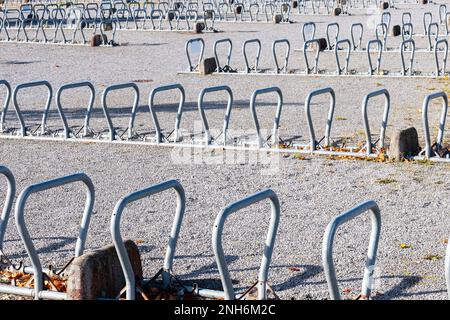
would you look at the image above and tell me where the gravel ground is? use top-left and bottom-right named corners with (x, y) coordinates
top-left (0, 2), bottom-right (449, 300)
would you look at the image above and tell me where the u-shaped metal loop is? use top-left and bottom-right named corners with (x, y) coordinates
top-left (242, 39), bottom-right (261, 74)
top-left (213, 38), bottom-right (233, 72)
top-left (375, 23), bottom-right (387, 50)
top-left (15, 172), bottom-right (95, 300)
top-left (361, 89), bottom-right (390, 155)
top-left (326, 22), bottom-right (339, 50)
top-left (423, 11), bottom-right (432, 36)
top-left (101, 82), bottom-right (140, 141)
top-left (12, 81), bottom-right (53, 137)
top-left (272, 39), bottom-right (290, 74)
top-left (350, 23), bottom-right (363, 50)
top-left (148, 83), bottom-right (185, 144)
top-left (212, 188), bottom-right (280, 300)
top-left (185, 38), bottom-right (205, 72)
top-left (250, 87), bottom-right (283, 148)
top-left (435, 38), bottom-right (448, 76)
top-left (197, 85), bottom-right (233, 145)
top-left (301, 21), bottom-right (315, 43)
top-left (422, 91), bottom-right (448, 159)
top-left (305, 87), bottom-right (336, 151)
top-left (322, 200), bottom-right (381, 300)
top-left (0, 80), bottom-right (12, 133)
top-left (334, 39), bottom-right (351, 75)
top-left (0, 165), bottom-right (16, 252)
top-left (111, 179), bottom-right (185, 300)
top-left (400, 38), bottom-right (415, 76)
top-left (56, 81), bottom-right (95, 139)
top-left (303, 39), bottom-right (321, 74)
top-left (427, 22), bottom-right (439, 51)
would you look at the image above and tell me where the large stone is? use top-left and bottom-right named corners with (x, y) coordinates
top-left (312, 38), bottom-right (328, 52)
top-left (273, 14), bottom-right (282, 24)
top-left (379, 1), bottom-right (389, 9)
top-left (388, 127), bottom-right (420, 161)
top-left (391, 25), bottom-right (401, 37)
top-left (420, 0), bottom-right (428, 4)
top-left (332, 7), bottom-right (341, 16)
top-left (292, 0), bottom-right (298, 9)
top-left (200, 57), bottom-right (217, 75)
top-left (89, 34), bottom-right (103, 47)
top-left (194, 22), bottom-right (205, 34)
top-left (235, 5), bottom-right (243, 15)
top-left (66, 240), bottom-right (142, 300)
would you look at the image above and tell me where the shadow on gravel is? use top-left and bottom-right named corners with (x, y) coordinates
top-left (271, 264), bottom-right (323, 292)
top-left (3, 236), bottom-right (77, 260)
top-left (372, 275), bottom-right (423, 300)
top-left (3, 60), bottom-right (39, 65)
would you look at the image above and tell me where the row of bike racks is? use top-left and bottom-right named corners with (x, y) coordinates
top-left (0, 4), bottom-right (118, 45)
top-left (183, 35), bottom-right (449, 77)
top-left (0, 79), bottom-right (448, 161)
top-left (0, 165), bottom-right (448, 299)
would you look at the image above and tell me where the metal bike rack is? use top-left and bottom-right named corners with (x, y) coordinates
top-left (367, 39), bottom-right (382, 75)
top-left (12, 81), bottom-right (53, 137)
top-left (381, 11), bottom-right (391, 31)
top-left (334, 39), bottom-right (351, 75)
top-left (326, 22), bottom-right (339, 50)
top-left (350, 23), bottom-right (363, 50)
top-left (101, 82), bottom-right (140, 141)
top-left (375, 23), bottom-right (387, 50)
top-left (361, 89), bottom-right (390, 155)
top-left (272, 39), bottom-right (290, 74)
top-left (322, 200), bottom-right (381, 300)
top-left (111, 179), bottom-right (185, 300)
top-left (185, 38), bottom-right (205, 72)
top-left (439, 4), bottom-right (447, 25)
top-left (402, 11), bottom-right (411, 26)
top-left (212, 189), bottom-right (280, 300)
top-left (304, 87), bottom-right (335, 151)
top-left (242, 39), bottom-right (261, 73)
top-left (213, 38), bottom-right (233, 72)
top-left (427, 22), bottom-right (439, 51)
top-left (420, 91), bottom-right (448, 159)
top-left (301, 21), bottom-right (316, 43)
top-left (423, 11), bottom-right (432, 36)
top-left (11, 172), bottom-right (95, 300)
top-left (0, 165), bottom-right (15, 252)
top-left (197, 85), bottom-right (233, 145)
top-left (402, 22), bottom-right (413, 42)
top-left (148, 83), bottom-right (185, 144)
top-left (303, 39), bottom-right (321, 74)
top-left (435, 38), bottom-right (448, 76)
top-left (0, 80), bottom-right (12, 133)
top-left (55, 81), bottom-right (95, 139)
top-left (400, 38), bottom-right (415, 76)
top-left (250, 87), bottom-right (283, 148)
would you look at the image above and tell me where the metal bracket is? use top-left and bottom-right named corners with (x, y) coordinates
top-left (242, 39), bottom-right (261, 73)
top-left (197, 85), bottom-right (233, 145)
top-left (101, 82), bottom-right (140, 141)
top-left (212, 189), bottom-right (280, 300)
top-left (421, 91), bottom-right (448, 159)
top-left (56, 81), bottom-right (95, 139)
top-left (15, 172), bottom-right (95, 299)
top-left (148, 83), bottom-right (185, 143)
top-left (322, 200), bottom-right (381, 300)
top-left (361, 89), bottom-right (390, 155)
top-left (250, 87), bottom-right (283, 148)
top-left (111, 179), bottom-right (185, 300)
top-left (0, 166), bottom-right (15, 252)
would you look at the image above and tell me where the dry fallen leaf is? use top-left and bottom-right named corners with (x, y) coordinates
top-left (424, 254), bottom-right (442, 261)
top-left (400, 243), bottom-right (411, 249)
top-left (288, 267), bottom-right (301, 272)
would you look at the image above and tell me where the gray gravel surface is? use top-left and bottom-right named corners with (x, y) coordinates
top-left (0, 2), bottom-right (449, 300)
